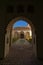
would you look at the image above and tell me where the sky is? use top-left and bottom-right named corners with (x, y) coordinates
top-left (13, 20), bottom-right (28, 28)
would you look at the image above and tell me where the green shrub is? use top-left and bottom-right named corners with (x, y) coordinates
top-left (26, 39), bottom-right (32, 43)
top-left (29, 39), bottom-right (32, 43)
top-left (12, 38), bottom-right (18, 43)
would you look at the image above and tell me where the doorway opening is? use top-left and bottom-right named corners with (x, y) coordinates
top-left (20, 31), bottom-right (24, 39)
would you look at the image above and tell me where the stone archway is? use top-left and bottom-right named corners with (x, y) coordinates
top-left (4, 16), bottom-right (36, 58)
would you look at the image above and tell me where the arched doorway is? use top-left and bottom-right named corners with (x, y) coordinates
top-left (4, 16), bottom-right (36, 59)
top-left (20, 31), bottom-right (24, 39)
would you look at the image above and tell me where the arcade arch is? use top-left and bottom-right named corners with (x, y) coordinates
top-left (4, 16), bottom-right (36, 58)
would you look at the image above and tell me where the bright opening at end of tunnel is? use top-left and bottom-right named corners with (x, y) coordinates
top-left (12, 20), bottom-right (32, 43)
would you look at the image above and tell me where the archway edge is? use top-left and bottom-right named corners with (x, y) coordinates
top-left (6, 16), bottom-right (35, 31)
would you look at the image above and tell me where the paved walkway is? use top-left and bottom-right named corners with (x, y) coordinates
top-left (0, 39), bottom-right (43, 65)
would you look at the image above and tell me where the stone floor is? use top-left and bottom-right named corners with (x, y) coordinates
top-left (0, 39), bottom-right (43, 65)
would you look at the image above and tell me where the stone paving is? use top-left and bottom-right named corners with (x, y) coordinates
top-left (0, 39), bottom-right (43, 65)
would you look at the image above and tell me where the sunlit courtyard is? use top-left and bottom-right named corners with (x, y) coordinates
top-left (11, 20), bottom-right (32, 44)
